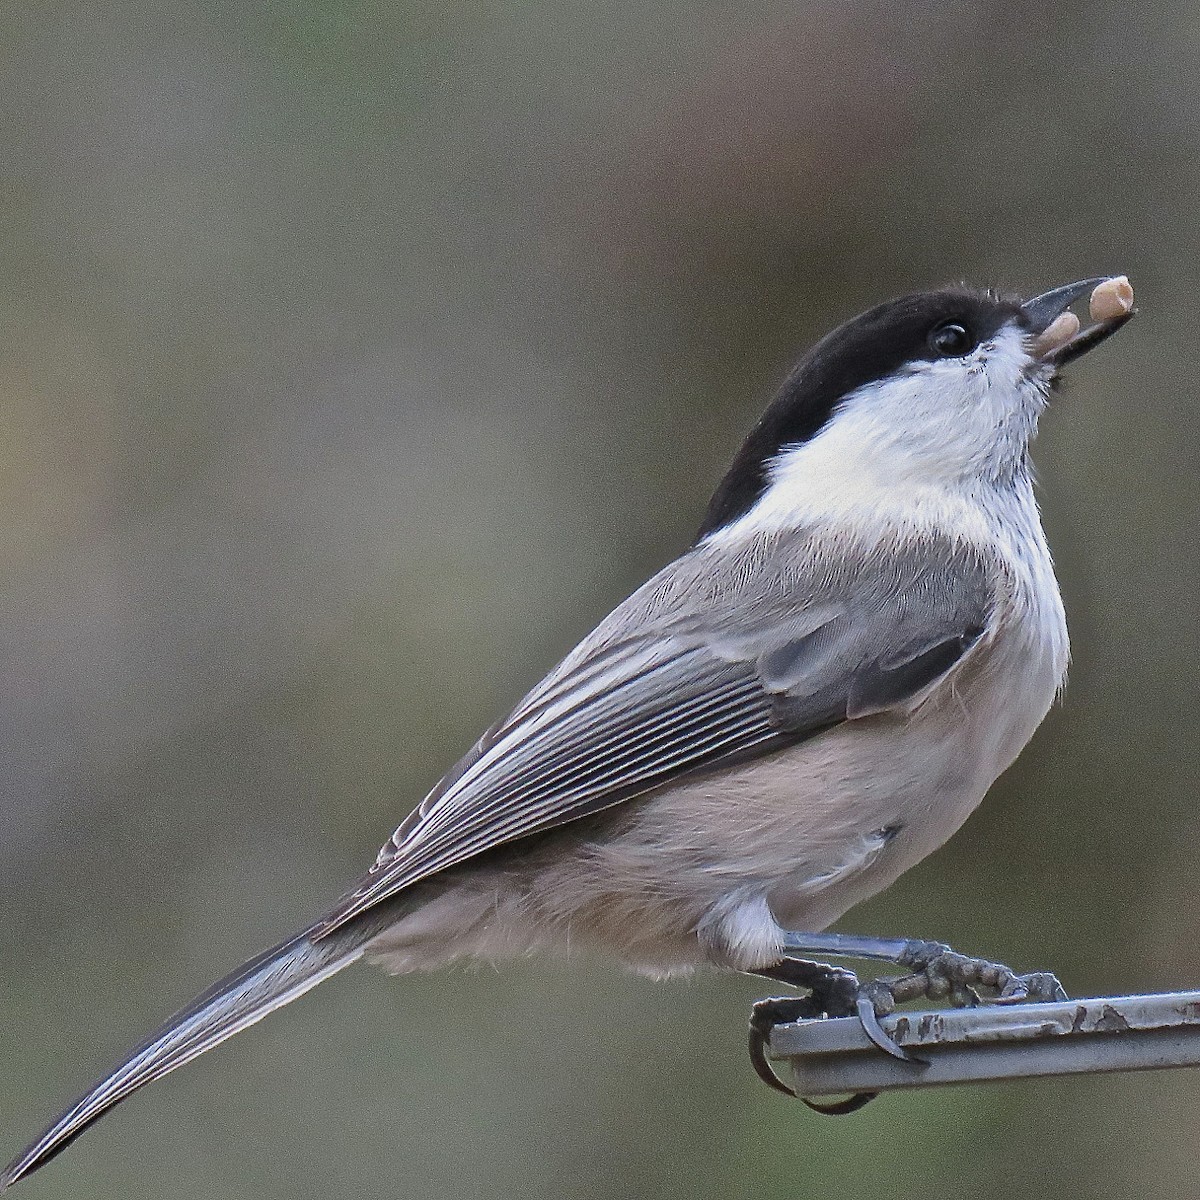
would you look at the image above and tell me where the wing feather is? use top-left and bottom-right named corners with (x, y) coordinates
top-left (315, 532), bottom-right (996, 938)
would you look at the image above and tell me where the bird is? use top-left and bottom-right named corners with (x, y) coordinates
top-left (2, 275), bottom-right (1135, 1187)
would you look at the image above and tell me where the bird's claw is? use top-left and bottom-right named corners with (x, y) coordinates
top-left (853, 983), bottom-right (920, 1062)
top-left (851, 950), bottom-right (1069, 1059)
top-left (749, 947), bottom-right (1068, 1103)
top-left (748, 996), bottom-right (813, 1097)
top-left (901, 948), bottom-right (1069, 1007)
top-left (994, 969), bottom-right (1069, 1004)
top-left (748, 961), bottom-right (878, 1112)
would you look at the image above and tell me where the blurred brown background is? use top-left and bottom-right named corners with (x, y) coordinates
top-left (1, 1), bottom-right (1198, 1196)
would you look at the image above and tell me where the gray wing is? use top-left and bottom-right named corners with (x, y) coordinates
top-left (314, 532), bottom-right (995, 938)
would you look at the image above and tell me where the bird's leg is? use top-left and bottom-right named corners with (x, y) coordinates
top-left (747, 957), bottom-right (878, 1113)
top-left (779, 931), bottom-right (1068, 1061)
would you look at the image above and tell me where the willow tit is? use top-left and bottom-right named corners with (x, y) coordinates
top-left (2, 277), bottom-right (1135, 1186)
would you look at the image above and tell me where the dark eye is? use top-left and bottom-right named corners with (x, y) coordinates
top-left (928, 322), bottom-right (975, 357)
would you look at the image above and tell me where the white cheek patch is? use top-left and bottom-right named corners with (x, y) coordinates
top-left (705, 322), bottom-right (1044, 545)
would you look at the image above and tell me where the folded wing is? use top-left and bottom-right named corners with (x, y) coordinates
top-left (315, 531), bottom-right (995, 938)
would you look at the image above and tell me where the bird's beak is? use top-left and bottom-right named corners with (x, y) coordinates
top-left (1022, 276), bottom-right (1136, 367)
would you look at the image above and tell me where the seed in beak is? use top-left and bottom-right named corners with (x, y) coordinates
top-left (1089, 276), bottom-right (1134, 322)
top-left (1031, 311), bottom-right (1081, 358)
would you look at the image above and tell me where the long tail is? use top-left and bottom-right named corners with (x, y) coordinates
top-left (1, 917), bottom-right (380, 1191)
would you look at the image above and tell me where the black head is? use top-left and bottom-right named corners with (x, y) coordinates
top-left (696, 286), bottom-right (1026, 540)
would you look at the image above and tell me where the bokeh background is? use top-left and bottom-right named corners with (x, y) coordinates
top-left (2, 2), bottom-right (1198, 1197)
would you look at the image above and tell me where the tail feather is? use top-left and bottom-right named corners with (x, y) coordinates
top-left (1, 921), bottom-right (372, 1191)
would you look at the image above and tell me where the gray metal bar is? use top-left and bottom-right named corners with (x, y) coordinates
top-left (767, 990), bottom-right (1200, 1097)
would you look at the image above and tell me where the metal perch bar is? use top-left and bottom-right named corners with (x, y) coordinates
top-left (767, 990), bottom-right (1200, 1098)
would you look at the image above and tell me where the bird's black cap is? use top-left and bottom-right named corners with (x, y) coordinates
top-left (697, 286), bottom-right (1024, 541)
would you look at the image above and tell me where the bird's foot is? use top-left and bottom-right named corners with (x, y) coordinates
top-left (748, 957), bottom-right (878, 1112)
top-left (749, 942), bottom-right (1068, 1103)
top-left (853, 942), bottom-right (1069, 1062)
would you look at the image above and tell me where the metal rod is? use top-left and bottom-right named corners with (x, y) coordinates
top-left (767, 990), bottom-right (1200, 1097)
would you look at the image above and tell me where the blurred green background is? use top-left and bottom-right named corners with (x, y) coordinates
top-left (1, 1), bottom-right (1198, 1196)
